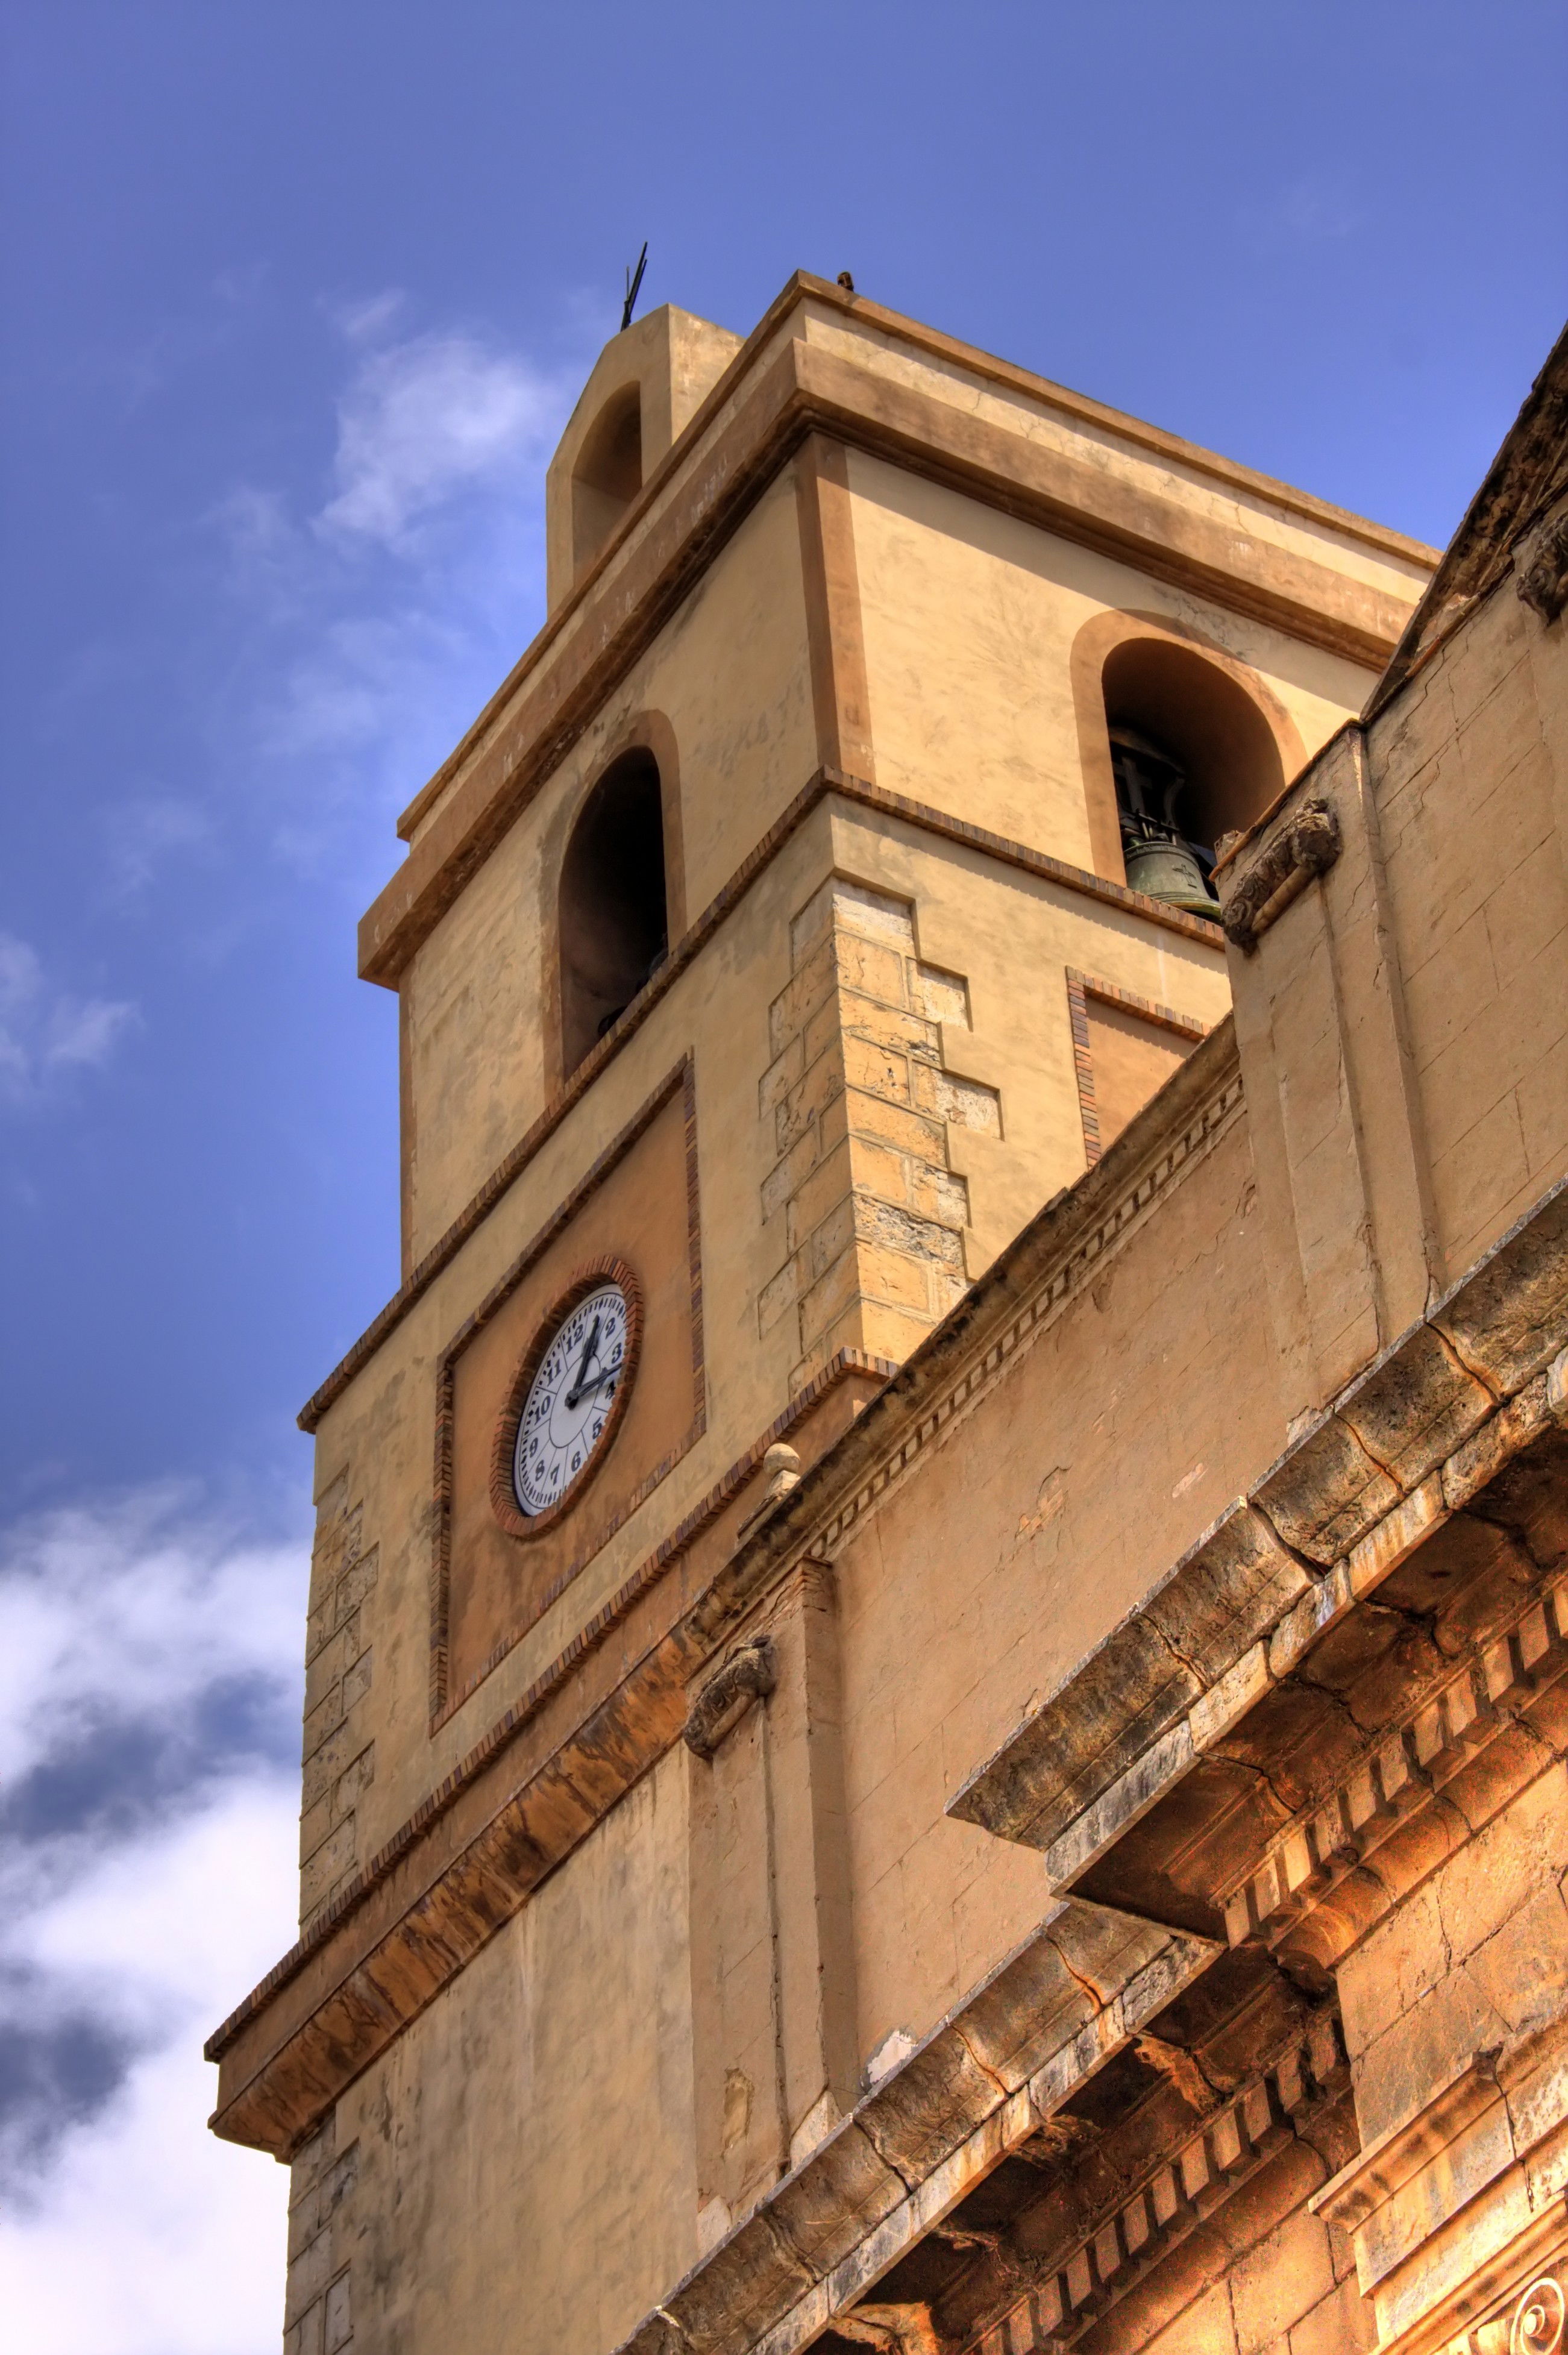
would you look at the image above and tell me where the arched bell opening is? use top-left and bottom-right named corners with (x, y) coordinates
top-left (571, 384), bottom-right (643, 579)
top-left (558, 749), bottom-right (669, 1077)
top-left (1100, 639), bottom-right (1287, 921)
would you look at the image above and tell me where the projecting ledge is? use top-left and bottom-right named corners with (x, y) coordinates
top-left (612, 1904), bottom-right (1214, 2355)
top-left (948, 1173), bottom-right (1568, 1907)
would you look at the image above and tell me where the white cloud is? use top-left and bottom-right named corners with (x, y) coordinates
top-left (0, 932), bottom-right (137, 1103)
top-left (0, 1781), bottom-right (298, 2355)
top-left (0, 1488), bottom-right (308, 2354)
top-left (0, 1484), bottom-right (304, 1790)
top-left (327, 287), bottom-right (407, 345)
top-left (183, 312), bottom-right (587, 886)
top-left (317, 330), bottom-right (566, 548)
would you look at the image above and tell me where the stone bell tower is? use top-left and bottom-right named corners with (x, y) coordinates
top-left (205, 275), bottom-right (1434, 2355)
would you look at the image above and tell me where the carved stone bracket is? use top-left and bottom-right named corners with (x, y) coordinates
top-left (1510, 2277), bottom-right (1567, 2354)
top-left (1447, 2270), bottom-right (1567, 2353)
top-left (835, 2304), bottom-right (943, 2355)
top-left (683, 1634), bottom-right (776, 1759)
top-left (1220, 798), bottom-right (1341, 953)
top-left (1516, 506), bottom-right (1568, 627)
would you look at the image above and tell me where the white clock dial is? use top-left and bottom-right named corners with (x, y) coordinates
top-left (512, 1282), bottom-right (631, 1517)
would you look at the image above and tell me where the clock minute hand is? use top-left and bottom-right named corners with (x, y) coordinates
top-left (565, 1316), bottom-right (602, 1409)
top-left (570, 1364), bottom-right (621, 1405)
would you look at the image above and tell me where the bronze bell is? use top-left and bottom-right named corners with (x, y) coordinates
top-left (1109, 726), bottom-right (1221, 921)
top-left (1121, 830), bottom-right (1219, 916)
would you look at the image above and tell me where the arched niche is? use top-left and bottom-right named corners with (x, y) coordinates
top-left (1070, 612), bottom-right (1306, 908)
top-left (558, 747), bottom-right (670, 1077)
top-left (571, 386), bottom-right (643, 580)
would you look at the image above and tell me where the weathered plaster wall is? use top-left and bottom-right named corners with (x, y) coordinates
top-left (1369, 572), bottom-right (1568, 1282)
top-left (329, 1750), bottom-right (695, 2355)
top-left (832, 1107), bottom-right (1287, 2072)
top-left (402, 465), bottom-right (815, 1262)
top-left (847, 451), bottom-right (1379, 861)
top-left (798, 303), bottom-right (1433, 624)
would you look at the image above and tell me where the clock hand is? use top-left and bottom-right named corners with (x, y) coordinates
top-left (569, 1365), bottom-right (621, 1405)
top-left (565, 1315), bottom-right (602, 1410)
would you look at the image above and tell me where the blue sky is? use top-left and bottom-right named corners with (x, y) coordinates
top-left (1, 2), bottom-right (1563, 2346)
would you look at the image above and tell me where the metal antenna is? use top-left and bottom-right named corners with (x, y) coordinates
top-left (620, 242), bottom-right (648, 332)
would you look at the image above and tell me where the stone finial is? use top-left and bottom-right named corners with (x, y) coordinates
top-left (736, 1442), bottom-right (803, 1541)
top-left (1220, 798), bottom-right (1341, 954)
top-left (682, 1635), bottom-right (776, 1759)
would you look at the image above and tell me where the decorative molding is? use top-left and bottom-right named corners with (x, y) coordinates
top-left (813, 1043), bottom-right (1245, 1566)
top-left (970, 2011), bottom-right (1349, 2352)
top-left (610, 1910), bottom-right (1215, 2355)
top-left (683, 1635), bottom-right (776, 1760)
top-left (736, 1443), bottom-right (802, 1541)
top-left (1223, 1573), bottom-right (1568, 1959)
top-left (1063, 967), bottom-right (1209, 1168)
top-left (1508, 2277), bottom-right (1566, 2355)
top-left (1312, 2051), bottom-right (1505, 2237)
top-left (303, 769), bottom-right (1223, 1438)
top-left (1219, 796), bottom-right (1341, 953)
top-left (951, 1172), bottom-right (1568, 1864)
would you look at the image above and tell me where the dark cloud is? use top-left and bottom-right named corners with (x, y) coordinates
top-left (1, 1672), bottom-right (295, 1847)
top-left (0, 2002), bottom-right (143, 2195)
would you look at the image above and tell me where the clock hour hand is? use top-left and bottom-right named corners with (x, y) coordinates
top-left (564, 1315), bottom-right (603, 1410)
top-left (568, 1364), bottom-right (620, 1406)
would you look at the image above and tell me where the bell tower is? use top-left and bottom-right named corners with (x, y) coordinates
top-left (206, 275), bottom-right (1434, 2355)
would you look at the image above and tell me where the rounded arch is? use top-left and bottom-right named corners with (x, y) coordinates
top-left (1069, 611), bottom-right (1307, 897)
top-left (571, 384), bottom-right (643, 579)
top-left (556, 739), bottom-right (671, 1079)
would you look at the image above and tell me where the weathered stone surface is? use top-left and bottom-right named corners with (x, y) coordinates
top-left (1254, 1414), bottom-right (1403, 1565)
top-left (1333, 1322), bottom-right (1497, 1491)
top-left (1433, 1175), bottom-right (1568, 1396)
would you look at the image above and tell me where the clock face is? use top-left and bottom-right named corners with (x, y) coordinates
top-left (511, 1281), bottom-right (631, 1517)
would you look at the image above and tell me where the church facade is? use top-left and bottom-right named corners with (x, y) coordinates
top-left (207, 276), bottom-right (1568, 2355)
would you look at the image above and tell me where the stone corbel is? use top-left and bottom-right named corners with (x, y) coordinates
top-left (1219, 797), bottom-right (1341, 953)
top-left (683, 1634), bottom-right (776, 1759)
top-left (1516, 504), bottom-right (1568, 627)
top-left (1449, 2271), bottom-right (1566, 2353)
top-left (1505, 2275), bottom-right (1566, 2353)
top-left (832, 2304), bottom-right (942, 2355)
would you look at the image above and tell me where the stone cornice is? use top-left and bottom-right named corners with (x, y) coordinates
top-left (303, 769), bottom-right (1224, 1435)
top-left (1366, 315), bottom-right (1568, 721)
top-left (210, 1018), bottom-right (1246, 2157)
top-left (395, 271), bottom-right (1434, 850)
top-left (610, 1905), bottom-right (1214, 2355)
top-left (361, 313), bottom-right (1425, 989)
top-left (950, 1174), bottom-right (1568, 1894)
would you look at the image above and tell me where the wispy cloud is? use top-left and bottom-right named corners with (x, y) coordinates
top-left (317, 328), bottom-right (568, 549)
top-left (177, 307), bottom-right (588, 889)
top-left (0, 1487), bottom-right (306, 2351)
top-left (0, 933), bottom-right (138, 1103)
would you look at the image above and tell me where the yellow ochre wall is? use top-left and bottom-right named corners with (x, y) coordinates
top-left (254, 279), bottom-right (1448, 2355)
